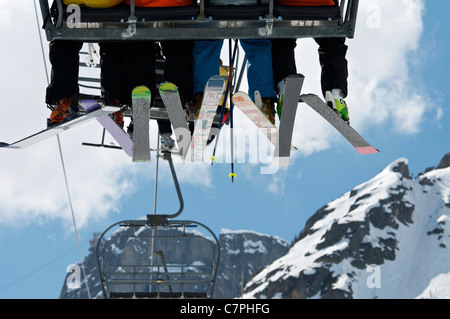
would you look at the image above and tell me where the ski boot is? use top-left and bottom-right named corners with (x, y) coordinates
top-left (47, 96), bottom-right (78, 128)
top-left (193, 92), bottom-right (203, 119)
top-left (325, 89), bottom-right (349, 123)
top-left (108, 98), bottom-right (125, 128)
top-left (160, 132), bottom-right (175, 151)
top-left (255, 91), bottom-right (276, 125)
top-left (127, 116), bottom-right (134, 140)
top-left (261, 98), bottom-right (277, 125)
top-left (276, 79), bottom-right (286, 120)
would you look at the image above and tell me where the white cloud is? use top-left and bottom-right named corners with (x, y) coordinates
top-left (0, 1), bottom-right (209, 229)
top-left (290, 0), bottom-right (436, 151)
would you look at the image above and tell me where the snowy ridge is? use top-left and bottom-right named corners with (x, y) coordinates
top-left (242, 155), bottom-right (450, 299)
top-left (221, 228), bottom-right (289, 253)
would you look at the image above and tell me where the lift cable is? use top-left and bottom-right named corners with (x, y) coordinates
top-left (34, 0), bottom-right (92, 299)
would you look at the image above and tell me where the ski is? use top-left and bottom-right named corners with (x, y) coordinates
top-left (78, 99), bottom-right (134, 157)
top-left (232, 92), bottom-right (297, 151)
top-left (185, 75), bottom-right (226, 162)
top-left (233, 92), bottom-right (278, 148)
top-left (159, 82), bottom-right (191, 159)
top-left (273, 74), bottom-right (304, 167)
top-left (300, 93), bottom-right (379, 154)
top-left (0, 102), bottom-right (119, 149)
top-left (96, 115), bottom-right (133, 157)
top-left (131, 86), bottom-right (151, 162)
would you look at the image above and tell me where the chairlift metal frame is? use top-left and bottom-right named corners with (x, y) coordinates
top-left (39, 0), bottom-right (359, 42)
top-left (95, 153), bottom-right (221, 299)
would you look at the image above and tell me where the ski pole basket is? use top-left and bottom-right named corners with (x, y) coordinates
top-left (96, 216), bottom-right (220, 299)
top-left (39, 0), bottom-right (359, 41)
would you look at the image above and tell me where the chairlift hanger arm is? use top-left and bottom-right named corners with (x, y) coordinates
top-left (39, 0), bottom-right (359, 41)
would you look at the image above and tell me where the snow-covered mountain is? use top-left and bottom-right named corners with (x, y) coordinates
top-left (215, 229), bottom-right (289, 298)
top-left (242, 154), bottom-right (450, 299)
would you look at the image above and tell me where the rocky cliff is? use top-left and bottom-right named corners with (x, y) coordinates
top-left (242, 154), bottom-right (450, 299)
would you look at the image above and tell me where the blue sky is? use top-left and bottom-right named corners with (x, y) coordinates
top-left (0, 0), bottom-right (449, 299)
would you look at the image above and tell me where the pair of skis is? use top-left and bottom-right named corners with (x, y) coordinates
top-left (234, 74), bottom-right (379, 162)
top-left (0, 86), bottom-right (151, 162)
top-left (159, 75), bottom-right (226, 163)
top-left (1, 75), bottom-right (379, 167)
top-left (232, 74), bottom-right (304, 170)
top-left (160, 74), bottom-right (305, 168)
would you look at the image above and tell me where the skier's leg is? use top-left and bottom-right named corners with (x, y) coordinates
top-left (46, 40), bottom-right (83, 127)
top-left (99, 42), bottom-right (124, 105)
top-left (241, 39), bottom-right (277, 123)
top-left (122, 41), bottom-right (156, 105)
top-left (161, 40), bottom-right (194, 104)
top-left (271, 38), bottom-right (297, 86)
top-left (45, 40), bottom-right (83, 105)
top-left (240, 39), bottom-right (276, 101)
top-left (271, 38), bottom-right (297, 119)
top-left (314, 37), bottom-right (348, 98)
top-left (192, 40), bottom-right (223, 118)
top-left (315, 37), bottom-right (349, 122)
top-left (192, 40), bottom-right (223, 94)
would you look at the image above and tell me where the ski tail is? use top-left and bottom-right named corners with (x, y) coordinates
top-left (159, 82), bottom-right (191, 159)
top-left (186, 75), bottom-right (226, 162)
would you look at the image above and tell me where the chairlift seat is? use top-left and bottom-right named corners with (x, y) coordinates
top-left (273, 4), bottom-right (341, 20)
top-left (40, 0), bottom-right (359, 40)
top-left (63, 3), bottom-right (199, 23)
top-left (96, 213), bottom-right (221, 299)
top-left (204, 4), bottom-right (270, 20)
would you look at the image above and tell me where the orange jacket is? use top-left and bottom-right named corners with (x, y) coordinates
top-left (125, 0), bottom-right (193, 7)
top-left (276, 0), bottom-right (337, 6)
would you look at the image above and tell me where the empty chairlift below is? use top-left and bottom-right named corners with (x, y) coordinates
top-left (96, 217), bottom-right (220, 299)
top-left (95, 152), bottom-right (220, 299)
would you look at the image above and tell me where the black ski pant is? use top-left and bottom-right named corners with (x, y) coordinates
top-left (159, 40), bottom-right (194, 135)
top-left (45, 40), bottom-right (83, 105)
top-left (272, 37), bottom-right (348, 98)
top-left (316, 37), bottom-right (348, 98)
top-left (161, 40), bottom-right (194, 103)
top-left (99, 41), bottom-right (156, 106)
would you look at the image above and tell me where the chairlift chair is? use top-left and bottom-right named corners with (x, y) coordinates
top-left (95, 153), bottom-right (221, 299)
top-left (38, 0), bottom-right (359, 42)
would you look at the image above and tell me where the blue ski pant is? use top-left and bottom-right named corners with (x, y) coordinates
top-left (193, 39), bottom-right (276, 101)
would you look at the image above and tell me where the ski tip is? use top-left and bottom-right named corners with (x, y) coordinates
top-left (159, 82), bottom-right (178, 93)
top-left (208, 75), bottom-right (226, 86)
top-left (132, 85), bottom-right (151, 96)
top-left (287, 73), bottom-right (305, 80)
top-left (355, 146), bottom-right (380, 155)
top-left (0, 142), bottom-right (20, 149)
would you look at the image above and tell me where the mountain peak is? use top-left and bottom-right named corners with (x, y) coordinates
top-left (388, 157), bottom-right (411, 179)
top-left (242, 153), bottom-right (450, 299)
top-left (436, 153), bottom-right (450, 170)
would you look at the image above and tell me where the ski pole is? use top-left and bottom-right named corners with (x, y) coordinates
top-left (210, 39), bottom-right (239, 167)
top-left (228, 40), bottom-right (236, 182)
